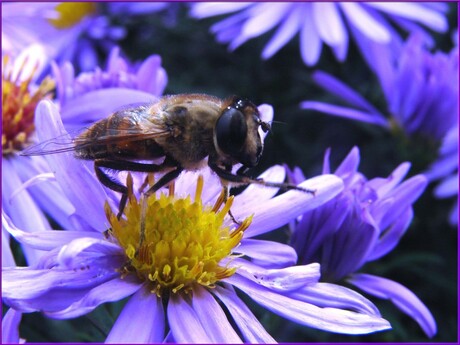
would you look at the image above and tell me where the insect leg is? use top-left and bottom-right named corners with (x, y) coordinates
top-left (144, 167), bottom-right (184, 197)
top-left (209, 162), bottom-right (316, 195)
top-left (94, 159), bottom-right (175, 219)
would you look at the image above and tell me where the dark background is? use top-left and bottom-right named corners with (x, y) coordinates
top-left (13, 3), bottom-right (458, 343)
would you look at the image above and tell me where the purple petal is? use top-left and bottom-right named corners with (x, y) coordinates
top-left (367, 3), bottom-right (448, 32)
top-left (106, 287), bottom-right (165, 343)
top-left (289, 282), bottom-right (381, 316)
top-left (2, 309), bottom-right (22, 343)
top-left (434, 174), bottom-right (458, 198)
top-left (167, 294), bottom-right (213, 343)
top-left (35, 100), bottom-right (108, 230)
top-left (262, 5), bottom-right (302, 59)
top-left (232, 165), bottom-right (286, 211)
top-left (348, 273), bottom-right (437, 338)
top-left (231, 259), bottom-right (320, 291)
top-left (3, 214), bottom-right (102, 251)
top-left (192, 286), bottom-right (242, 343)
top-left (368, 208), bottom-right (413, 261)
top-left (237, 239), bottom-right (298, 268)
top-left (310, 71), bottom-right (385, 116)
top-left (340, 3), bottom-right (390, 42)
top-left (2, 226), bottom-right (16, 267)
top-left (334, 146), bottom-right (360, 178)
top-left (190, 3), bottom-right (251, 18)
top-left (312, 3), bottom-right (346, 45)
top-left (136, 55), bottom-right (167, 95)
top-left (228, 274), bottom-right (391, 334)
top-left (45, 276), bottom-right (142, 319)
top-left (242, 174), bottom-right (344, 237)
top-left (301, 101), bottom-right (389, 127)
top-left (213, 285), bottom-right (276, 343)
top-left (299, 5), bottom-right (322, 65)
top-left (241, 3), bottom-right (290, 39)
top-left (61, 88), bottom-right (157, 124)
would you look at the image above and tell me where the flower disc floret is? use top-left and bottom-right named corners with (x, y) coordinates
top-left (106, 175), bottom-right (252, 296)
top-left (2, 56), bottom-right (55, 155)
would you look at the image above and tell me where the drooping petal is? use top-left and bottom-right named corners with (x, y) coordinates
top-left (105, 287), bottom-right (165, 343)
top-left (228, 274), bottom-right (391, 334)
top-left (340, 3), bottom-right (390, 42)
top-left (190, 3), bottom-right (251, 18)
top-left (192, 286), bottom-right (242, 343)
top-left (299, 5), bottom-right (322, 66)
top-left (213, 285), bottom-right (276, 343)
top-left (167, 294), bottom-right (213, 343)
top-left (348, 273), bottom-right (437, 338)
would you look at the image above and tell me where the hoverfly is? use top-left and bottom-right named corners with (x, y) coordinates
top-left (22, 94), bottom-right (314, 220)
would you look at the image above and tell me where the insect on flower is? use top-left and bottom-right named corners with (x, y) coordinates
top-left (21, 94), bottom-right (315, 220)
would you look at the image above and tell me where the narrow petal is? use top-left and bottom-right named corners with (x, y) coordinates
top-left (136, 54), bottom-right (167, 95)
top-left (299, 5), bottom-right (322, 66)
top-left (35, 100), bottom-right (108, 230)
top-left (301, 101), bottom-right (389, 127)
top-left (312, 3), bottom-right (346, 45)
top-left (45, 276), bottom-right (142, 319)
top-left (232, 165), bottom-right (286, 211)
top-left (367, 3), bottom-right (448, 32)
top-left (236, 238), bottom-right (298, 268)
top-left (2, 226), bottom-right (16, 267)
top-left (192, 286), bottom-right (242, 343)
top-left (231, 259), bottom-right (320, 292)
top-left (340, 3), bottom-right (391, 42)
top-left (348, 273), bottom-right (437, 338)
top-left (2, 309), bottom-right (22, 344)
top-left (106, 287), bottom-right (165, 343)
top-left (242, 174), bottom-right (343, 237)
top-left (167, 294), bottom-right (212, 343)
top-left (242, 3), bottom-right (290, 39)
top-left (3, 214), bottom-right (102, 251)
top-left (228, 274), bottom-right (391, 334)
top-left (190, 3), bottom-right (251, 18)
top-left (288, 282), bottom-right (381, 316)
top-left (213, 285), bottom-right (276, 343)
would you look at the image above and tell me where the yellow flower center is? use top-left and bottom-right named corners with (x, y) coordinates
top-left (106, 175), bottom-right (252, 296)
top-left (48, 2), bottom-right (97, 29)
top-left (2, 56), bottom-right (55, 156)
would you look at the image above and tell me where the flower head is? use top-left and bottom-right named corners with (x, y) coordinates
top-left (190, 3), bottom-right (448, 67)
top-left (2, 100), bottom-right (394, 342)
top-left (287, 147), bottom-right (436, 337)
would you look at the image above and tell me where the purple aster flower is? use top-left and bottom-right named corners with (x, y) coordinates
top-left (301, 32), bottom-right (458, 225)
top-left (287, 147), bottom-right (436, 338)
top-left (2, 2), bottom-right (170, 72)
top-left (189, 2), bottom-right (448, 67)
top-left (2, 100), bottom-right (392, 342)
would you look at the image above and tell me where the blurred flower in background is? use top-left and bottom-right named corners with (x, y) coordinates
top-left (287, 147), bottom-right (436, 337)
top-left (2, 2), bottom-right (170, 72)
top-left (301, 32), bottom-right (458, 224)
top-left (189, 2), bottom-right (448, 67)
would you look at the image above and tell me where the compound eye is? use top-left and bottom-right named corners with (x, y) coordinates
top-left (215, 107), bottom-right (247, 156)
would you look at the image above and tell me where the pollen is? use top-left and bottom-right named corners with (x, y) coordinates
top-left (48, 3), bottom-right (97, 29)
top-left (2, 56), bottom-right (55, 156)
top-left (106, 175), bottom-right (252, 296)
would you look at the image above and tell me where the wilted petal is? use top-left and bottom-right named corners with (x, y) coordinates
top-left (192, 286), bottom-right (242, 343)
top-left (348, 273), bottom-right (437, 338)
top-left (213, 285), bottom-right (276, 343)
top-left (228, 274), bottom-right (391, 334)
top-left (106, 287), bottom-right (165, 343)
